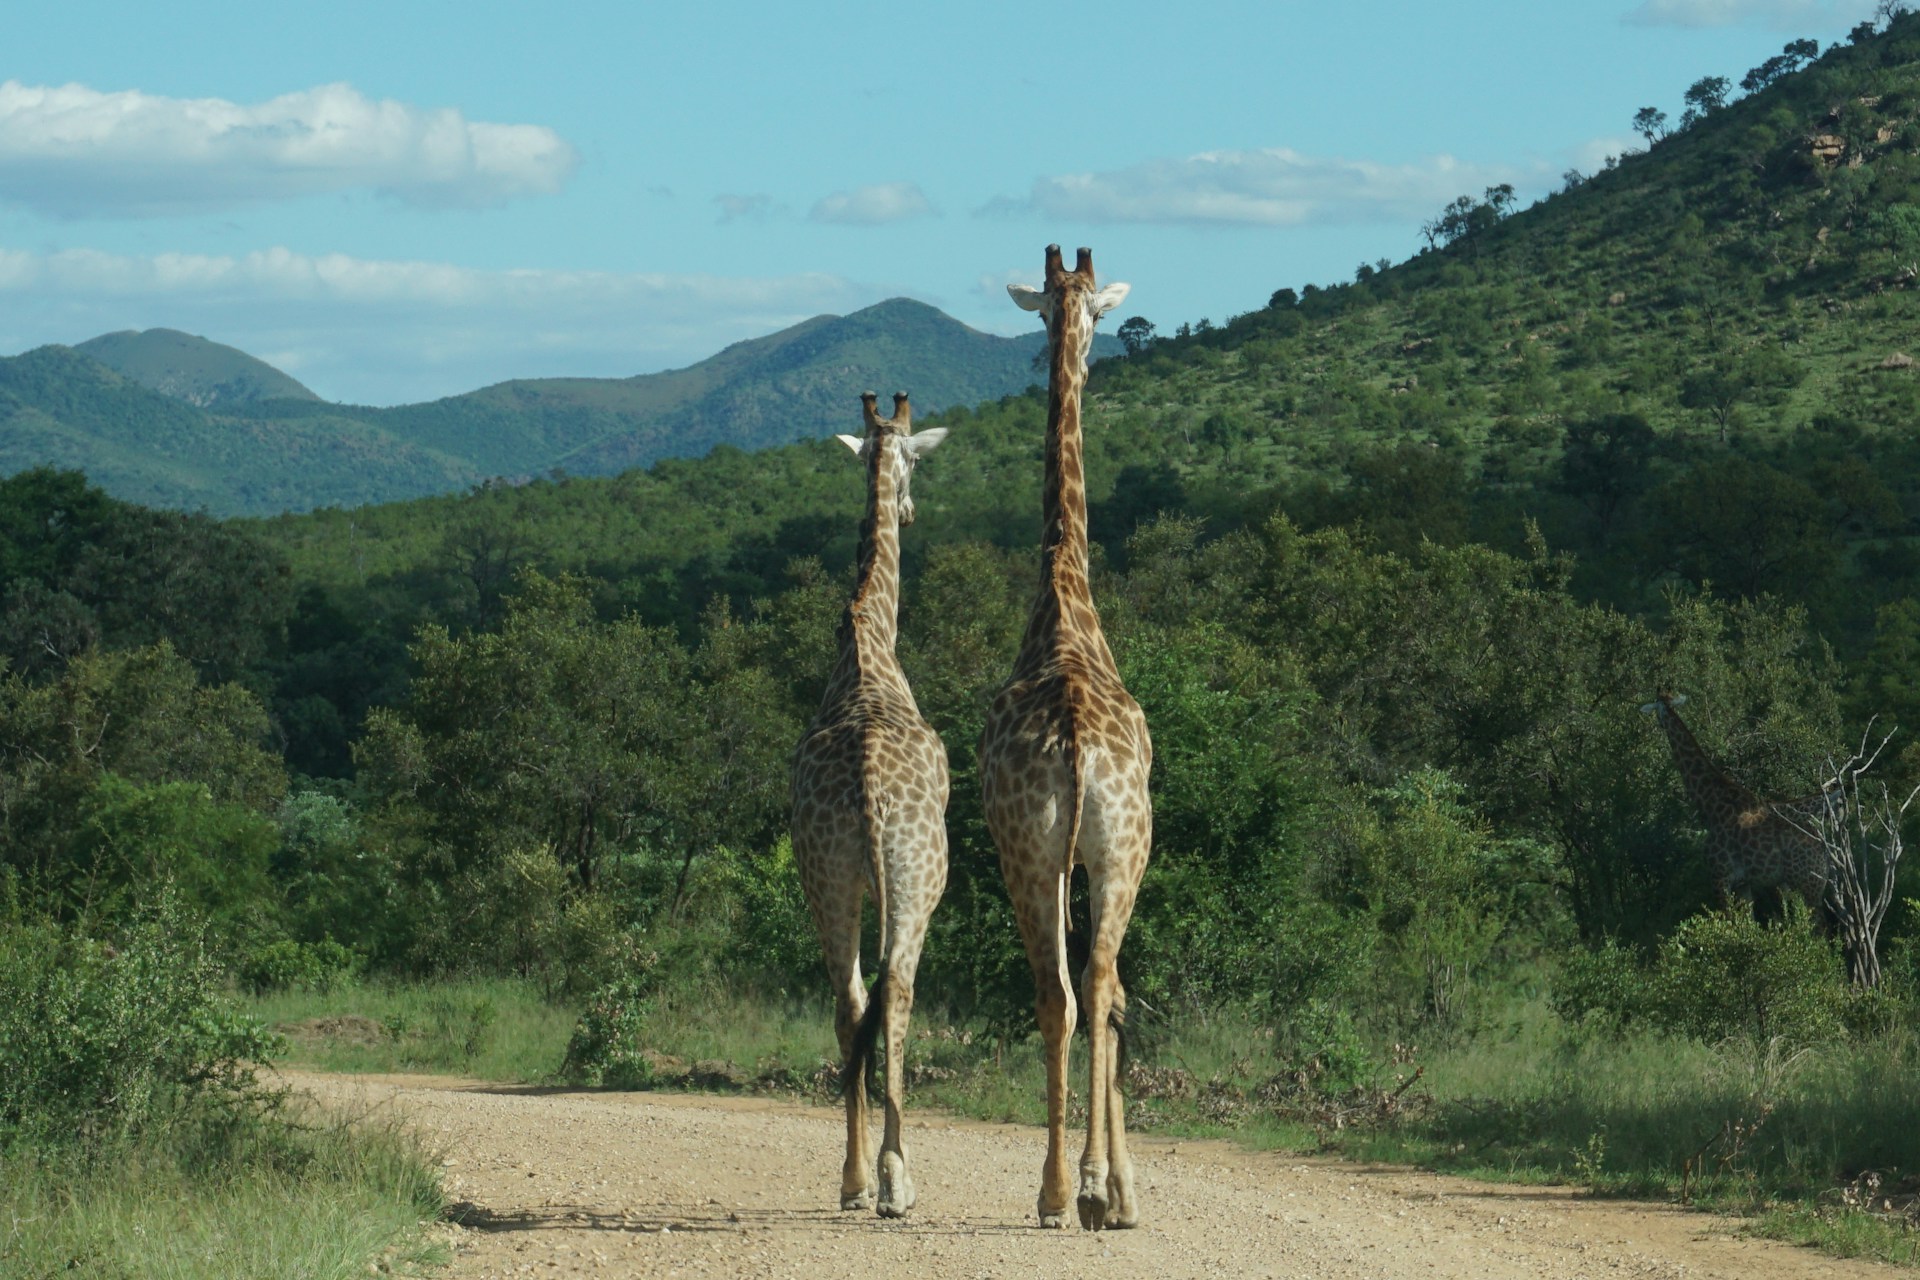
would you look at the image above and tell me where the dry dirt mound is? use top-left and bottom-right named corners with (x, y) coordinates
top-left (285, 1070), bottom-right (1900, 1279)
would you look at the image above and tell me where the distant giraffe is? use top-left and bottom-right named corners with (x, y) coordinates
top-left (981, 245), bottom-right (1150, 1231)
top-left (1641, 692), bottom-right (1830, 917)
top-left (790, 392), bottom-right (950, 1219)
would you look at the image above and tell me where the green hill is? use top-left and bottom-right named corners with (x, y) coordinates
top-left (260, 17), bottom-right (1920, 666)
top-left (331, 296), bottom-right (1106, 481)
top-left (75, 328), bottom-right (321, 407)
top-left (0, 346), bottom-right (478, 513)
top-left (1, 299), bottom-right (1104, 515)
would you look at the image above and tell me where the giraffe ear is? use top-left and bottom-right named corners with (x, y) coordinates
top-left (1007, 283), bottom-right (1047, 312)
top-left (836, 434), bottom-right (864, 455)
top-left (904, 427), bottom-right (948, 458)
top-left (1090, 282), bottom-right (1131, 319)
top-left (1669, 693), bottom-right (1688, 708)
top-left (1638, 701), bottom-right (1660, 715)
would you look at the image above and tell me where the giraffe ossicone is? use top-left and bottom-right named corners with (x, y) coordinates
top-left (982, 244), bottom-right (1152, 1231)
top-left (790, 390), bottom-right (950, 1219)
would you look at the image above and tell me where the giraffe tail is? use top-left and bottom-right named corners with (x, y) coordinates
top-left (842, 777), bottom-right (891, 1097)
top-left (1062, 731), bottom-right (1087, 889)
top-left (841, 959), bottom-right (889, 1096)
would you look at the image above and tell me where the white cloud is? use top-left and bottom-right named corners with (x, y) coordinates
top-left (714, 192), bottom-right (779, 223)
top-left (986, 149), bottom-right (1527, 227)
top-left (0, 80), bottom-right (579, 218)
top-left (1621, 0), bottom-right (1875, 29)
top-left (808, 181), bottom-right (936, 226)
top-left (0, 244), bottom-right (871, 404)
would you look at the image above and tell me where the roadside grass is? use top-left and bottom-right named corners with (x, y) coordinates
top-left (247, 977), bottom-right (573, 1081)
top-left (0, 1099), bottom-right (446, 1280)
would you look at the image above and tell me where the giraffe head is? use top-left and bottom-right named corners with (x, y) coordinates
top-left (837, 392), bottom-right (947, 525)
top-left (1007, 244), bottom-right (1131, 375)
top-left (1638, 691), bottom-right (1688, 721)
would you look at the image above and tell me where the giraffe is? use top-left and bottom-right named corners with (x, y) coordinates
top-left (981, 245), bottom-right (1150, 1232)
top-left (1640, 692), bottom-right (1830, 918)
top-left (790, 392), bottom-right (950, 1219)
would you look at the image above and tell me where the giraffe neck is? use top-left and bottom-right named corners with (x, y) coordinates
top-left (821, 439), bottom-right (914, 708)
top-left (1659, 705), bottom-right (1757, 819)
top-left (1013, 306), bottom-right (1115, 677)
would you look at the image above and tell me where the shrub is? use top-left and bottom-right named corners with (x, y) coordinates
top-left (238, 937), bottom-right (359, 994)
top-left (0, 896), bottom-right (281, 1151)
top-left (1555, 907), bottom-right (1854, 1046)
top-left (1274, 997), bottom-right (1377, 1091)
top-left (559, 977), bottom-right (659, 1089)
top-left (1649, 907), bottom-right (1851, 1045)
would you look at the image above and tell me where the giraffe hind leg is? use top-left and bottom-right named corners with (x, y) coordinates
top-left (801, 853), bottom-right (874, 1211)
top-left (1102, 993), bottom-right (1138, 1228)
top-left (1075, 888), bottom-right (1134, 1231)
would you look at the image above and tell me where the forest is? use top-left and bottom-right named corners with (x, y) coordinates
top-left (9, 14), bottom-right (1920, 1276)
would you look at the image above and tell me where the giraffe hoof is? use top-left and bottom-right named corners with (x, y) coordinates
top-left (877, 1152), bottom-right (913, 1217)
top-left (1106, 1173), bottom-right (1138, 1228)
top-left (1077, 1192), bottom-right (1108, 1231)
top-left (1037, 1210), bottom-right (1070, 1229)
top-left (840, 1189), bottom-right (876, 1211)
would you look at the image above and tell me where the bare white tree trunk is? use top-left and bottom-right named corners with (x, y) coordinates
top-left (1793, 724), bottom-right (1912, 990)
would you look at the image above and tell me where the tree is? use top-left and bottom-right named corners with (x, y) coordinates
top-left (1116, 315), bottom-right (1157, 356)
top-left (1633, 106), bottom-right (1670, 145)
top-left (1554, 413), bottom-right (1658, 541)
top-left (0, 642), bottom-right (286, 913)
top-left (356, 571), bottom-right (792, 899)
top-left (1268, 287), bottom-right (1299, 310)
top-left (1680, 76), bottom-right (1730, 128)
top-left (1741, 39), bottom-right (1819, 95)
top-left (1799, 726), bottom-right (1912, 989)
top-left (1641, 456), bottom-right (1836, 601)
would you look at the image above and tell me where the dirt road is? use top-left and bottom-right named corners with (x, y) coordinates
top-left (289, 1071), bottom-right (1895, 1279)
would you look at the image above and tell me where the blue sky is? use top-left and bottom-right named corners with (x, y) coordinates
top-left (0, 0), bottom-right (1885, 405)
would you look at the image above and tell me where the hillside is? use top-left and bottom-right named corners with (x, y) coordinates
top-left (0, 346), bottom-right (478, 513)
top-left (352, 297), bottom-right (1110, 480)
top-left (0, 299), bottom-right (1105, 516)
top-left (75, 328), bottom-right (320, 406)
top-left (260, 18), bottom-right (1920, 683)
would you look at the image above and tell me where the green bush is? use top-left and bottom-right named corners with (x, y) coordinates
top-left (272, 790), bottom-right (400, 955)
top-left (0, 897), bottom-right (282, 1151)
top-left (64, 774), bottom-right (278, 938)
top-left (238, 937), bottom-right (359, 994)
top-left (1274, 996), bottom-right (1376, 1091)
top-left (559, 977), bottom-right (659, 1089)
top-left (1555, 907), bottom-right (1854, 1046)
top-left (1650, 908), bottom-right (1851, 1045)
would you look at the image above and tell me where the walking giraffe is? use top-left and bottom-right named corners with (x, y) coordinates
top-left (1641, 692), bottom-right (1830, 917)
top-left (791, 392), bottom-right (950, 1218)
top-left (982, 245), bottom-right (1151, 1231)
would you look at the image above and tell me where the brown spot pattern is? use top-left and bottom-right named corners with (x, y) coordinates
top-left (980, 246), bottom-right (1153, 1232)
top-left (790, 393), bottom-right (950, 1219)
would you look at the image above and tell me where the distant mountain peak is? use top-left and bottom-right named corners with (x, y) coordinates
top-left (75, 328), bottom-right (320, 408)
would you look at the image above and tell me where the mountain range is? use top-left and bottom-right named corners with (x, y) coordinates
top-left (0, 299), bottom-right (1113, 516)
